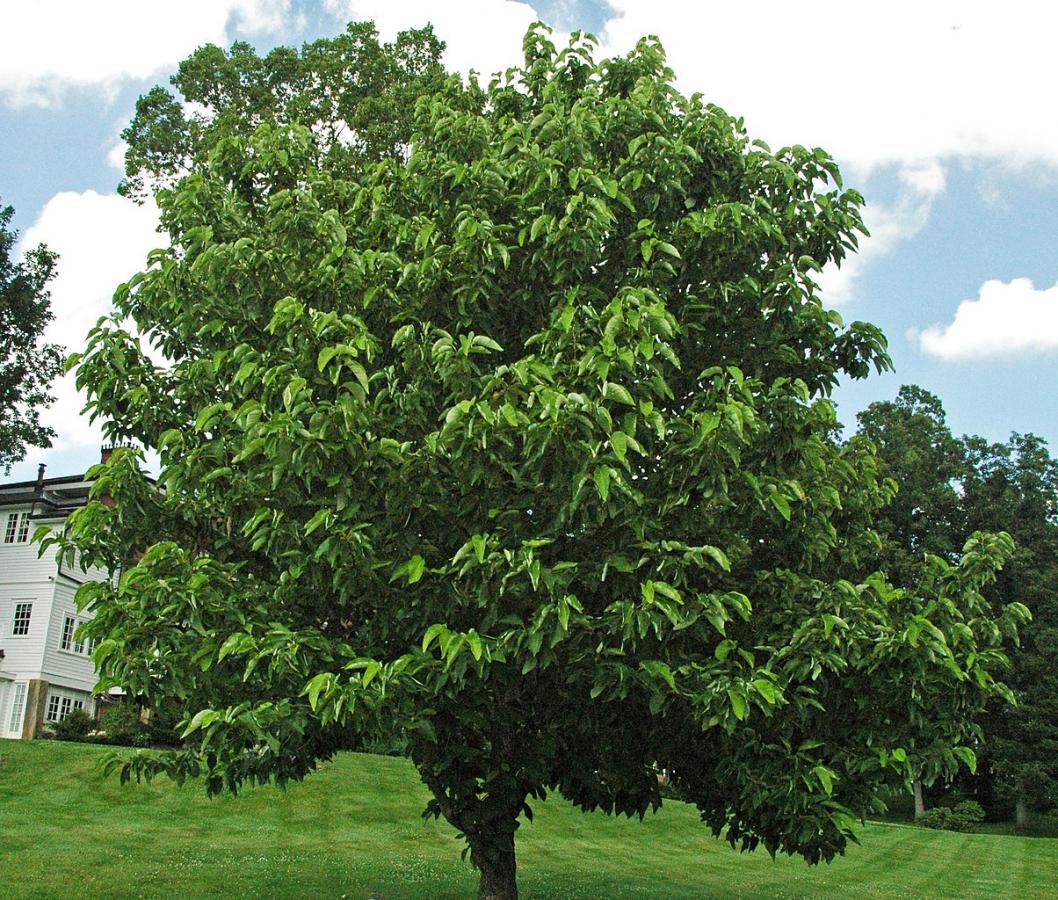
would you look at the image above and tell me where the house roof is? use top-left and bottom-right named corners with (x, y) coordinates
top-left (0, 473), bottom-right (91, 491)
top-left (0, 474), bottom-right (94, 517)
top-left (1, 447), bottom-right (159, 519)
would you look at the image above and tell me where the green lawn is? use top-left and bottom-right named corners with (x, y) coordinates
top-left (2, 741), bottom-right (1056, 898)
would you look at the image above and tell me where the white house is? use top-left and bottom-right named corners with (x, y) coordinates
top-left (0, 461), bottom-right (111, 739)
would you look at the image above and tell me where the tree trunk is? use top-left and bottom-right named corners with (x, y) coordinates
top-left (470, 828), bottom-right (518, 900)
top-left (913, 780), bottom-right (925, 820)
top-left (417, 765), bottom-right (522, 899)
top-left (1015, 795), bottom-right (1029, 830)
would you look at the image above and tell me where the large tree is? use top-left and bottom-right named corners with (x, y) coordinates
top-left (66, 26), bottom-right (1026, 898)
top-left (856, 391), bottom-right (1058, 826)
top-left (0, 200), bottom-right (64, 473)
top-left (961, 433), bottom-right (1058, 826)
top-left (854, 385), bottom-right (970, 817)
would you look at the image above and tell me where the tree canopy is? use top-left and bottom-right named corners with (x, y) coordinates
top-left (118, 20), bottom-right (447, 200)
top-left (856, 389), bottom-right (1058, 826)
top-left (66, 25), bottom-right (1027, 898)
top-left (855, 385), bottom-right (968, 585)
top-left (0, 200), bottom-right (63, 473)
top-left (962, 432), bottom-right (1058, 823)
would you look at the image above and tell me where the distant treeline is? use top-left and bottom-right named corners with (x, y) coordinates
top-left (854, 385), bottom-right (1058, 826)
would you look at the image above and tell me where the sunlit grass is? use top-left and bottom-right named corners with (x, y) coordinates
top-left (2, 740), bottom-right (1057, 898)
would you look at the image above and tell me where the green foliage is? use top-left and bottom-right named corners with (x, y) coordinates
top-left (144, 704), bottom-right (182, 747)
top-left (52, 709), bottom-right (94, 742)
top-left (855, 385), bottom-right (967, 583)
top-left (118, 21), bottom-right (447, 200)
top-left (919, 800), bottom-right (985, 832)
top-left (0, 200), bottom-right (64, 473)
top-left (857, 388), bottom-right (1058, 820)
top-left (63, 23), bottom-right (1027, 893)
top-left (962, 433), bottom-right (1058, 815)
top-left (100, 702), bottom-right (147, 747)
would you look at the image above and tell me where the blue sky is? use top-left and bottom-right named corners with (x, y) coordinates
top-left (2, 0), bottom-right (1056, 481)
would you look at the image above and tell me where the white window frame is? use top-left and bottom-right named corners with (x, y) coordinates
top-left (8, 682), bottom-right (28, 735)
top-left (45, 689), bottom-right (87, 723)
top-left (59, 614), bottom-right (92, 655)
top-left (3, 512), bottom-right (30, 544)
top-left (60, 614), bottom-right (75, 651)
top-left (11, 601), bottom-right (32, 636)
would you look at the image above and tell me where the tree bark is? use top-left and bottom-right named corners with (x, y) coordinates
top-left (913, 780), bottom-right (925, 820)
top-left (470, 828), bottom-right (518, 900)
top-left (418, 766), bottom-right (522, 900)
top-left (1015, 795), bottom-right (1029, 830)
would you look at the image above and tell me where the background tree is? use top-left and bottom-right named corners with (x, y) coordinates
top-left (66, 26), bottom-right (1026, 898)
top-left (961, 433), bottom-right (1058, 827)
top-left (854, 386), bottom-right (969, 817)
top-left (119, 20), bottom-right (448, 200)
top-left (855, 385), bottom-right (966, 586)
top-left (856, 389), bottom-right (1058, 827)
top-left (0, 200), bottom-right (64, 473)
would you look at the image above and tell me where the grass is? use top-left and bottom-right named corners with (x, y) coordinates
top-left (2, 741), bottom-right (1057, 898)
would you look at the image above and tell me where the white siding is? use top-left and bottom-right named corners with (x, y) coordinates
top-left (1, 511), bottom-right (108, 691)
top-left (0, 512), bottom-right (59, 589)
top-left (0, 596), bottom-right (51, 682)
top-left (0, 513), bottom-right (60, 682)
top-left (0, 497), bottom-right (111, 734)
top-left (42, 581), bottom-right (99, 693)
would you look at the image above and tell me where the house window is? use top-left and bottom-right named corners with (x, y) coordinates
top-left (12, 602), bottom-right (32, 636)
top-left (60, 615), bottom-right (91, 655)
top-left (3, 512), bottom-right (30, 543)
top-left (9, 683), bottom-right (27, 733)
top-left (60, 615), bottom-right (74, 650)
top-left (45, 694), bottom-right (84, 723)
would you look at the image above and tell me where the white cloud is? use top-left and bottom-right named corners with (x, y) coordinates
top-left (0, 1), bottom-right (292, 107)
top-left (916, 278), bottom-right (1058, 360)
top-left (322, 2), bottom-right (1058, 173)
top-left (329, 1), bottom-right (547, 83)
top-left (329, 2), bottom-right (1058, 304)
top-left (599, 1), bottom-right (1058, 173)
top-left (817, 160), bottom-right (946, 304)
top-left (106, 139), bottom-right (128, 172)
top-left (18, 191), bottom-right (162, 451)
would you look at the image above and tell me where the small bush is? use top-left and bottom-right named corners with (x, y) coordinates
top-left (919, 801), bottom-right (985, 832)
top-left (53, 709), bottom-right (94, 742)
top-left (145, 706), bottom-right (181, 747)
top-left (918, 807), bottom-right (951, 829)
top-left (100, 702), bottom-right (146, 746)
top-left (951, 800), bottom-right (986, 830)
